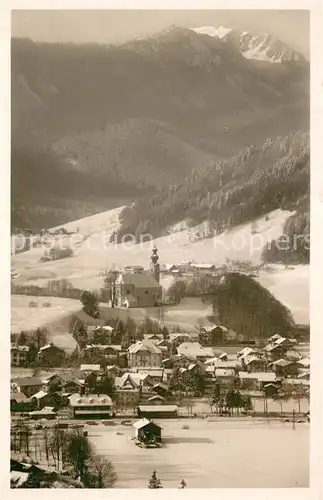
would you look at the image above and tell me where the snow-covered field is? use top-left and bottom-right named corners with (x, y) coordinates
top-left (88, 419), bottom-right (309, 488)
top-left (11, 206), bottom-right (309, 324)
top-left (11, 295), bottom-right (79, 351)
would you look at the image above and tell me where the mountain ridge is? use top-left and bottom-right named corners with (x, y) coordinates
top-left (11, 31), bottom-right (309, 230)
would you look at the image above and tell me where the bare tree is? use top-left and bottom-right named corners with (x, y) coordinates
top-left (49, 428), bottom-right (66, 471)
top-left (104, 270), bottom-right (119, 308)
top-left (64, 430), bottom-right (93, 481)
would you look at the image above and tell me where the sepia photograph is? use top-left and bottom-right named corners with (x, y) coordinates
top-left (9, 8), bottom-right (310, 489)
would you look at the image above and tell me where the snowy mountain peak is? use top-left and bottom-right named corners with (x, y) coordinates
top-left (191, 26), bottom-right (305, 64)
top-left (191, 26), bottom-right (233, 39)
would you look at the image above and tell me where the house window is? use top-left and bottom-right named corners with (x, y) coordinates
top-left (126, 290), bottom-right (130, 294)
top-left (145, 290), bottom-right (148, 294)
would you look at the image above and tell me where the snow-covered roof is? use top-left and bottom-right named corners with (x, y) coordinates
top-left (238, 371), bottom-right (277, 382)
top-left (94, 325), bottom-right (114, 332)
top-left (177, 342), bottom-right (213, 358)
top-left (69, 394), bottom-right (112, 406)
top-left (215, 368), bottom-right (235, 377)
top-left (32, 390), bottom-right (48, 400)
top-left (80, 364), bottom-right (101, 371)
top-left (238, 347), bottom-right (256, 357)
top-left (245, 356), bottom-right (262, 365)
top-left (128, 341), bottom-right (161, 355)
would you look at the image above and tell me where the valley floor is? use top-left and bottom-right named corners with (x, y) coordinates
top-left (11, 208), bottom-right (309, 325)
top-left (88, 419), bottom-right (309, 488)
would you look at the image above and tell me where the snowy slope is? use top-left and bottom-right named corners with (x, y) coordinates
top-left (11, 206), bottom-right (309, 323)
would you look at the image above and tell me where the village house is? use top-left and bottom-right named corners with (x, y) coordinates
top-left (12, 377), bottom-right (44, 398)
top-left (204, 357), bottom-right (242, 371)
top-left (127, 341), bottom-right (162, 367)
top-left (80, 364), bottom-right (102, 373)
top-left (281, 378), bottom-right (310, 393)
top-left (264, 337), bottom-right (298, 361)
top-left (161, 354), bottom-right (195, 370)
top-left (115, 248), bottom-right (162, 308)
top-left (199, 325), bottom-right (229, 345)
top-left (135, 368), bottom-right (164, 383)
top-left (147, 394), bottom-right (166, 405)
top-left (169, 332), bottom-right (199, 348)
top-left (192, 263), bottom-right (216, 273)
top-left (84, 344), bottom-right (123, 359)
top-left (215, 368), bottom-right (238, 386)
top-left (177, 342), bottom-right (214, 362)
top-left (10, 392), bottom-right (34, 412)
top-left (238, 347), bottom-right (257, 359)
top-left (11, 345), bottom-right (29, 366)
top-left (263, 383), bottom-right (280, 398)
top-left (105, 365), bottom-right (122, 377)
top-left (238, 372), bottom-right (278, 391)
top-left (285, 349), bottom-right (302, 362)
top-left (123, 265), bottom-right (145, 273)
top-left (163, 264), bottom-right (181, 275)
top-left (68, 393), bottom-right (114, 419)
top-left (114, 372), bottom-right (152, 406)
top-left (37, 343), bottom-right (65, 366)
top-left (143, 333), bottom-right (164, 345)
top-left (155, 340), bottom-right (171, 356)
top-left (29, 407), bottom-right (57, 420)
top-left (41, 373), bottom-right (65, 391)
top-left (152, 382), bottom-right (169, 398)
top-left (31, 390), bottom-right (62, 410)
top-left (243, 356), bottom-right (267, 373)
top-left (91, 325), bottom-right (114, 344)
top-left (60, 375), bottom-right (85, 394)
top-left (270, 359), bottom-right (301, 378)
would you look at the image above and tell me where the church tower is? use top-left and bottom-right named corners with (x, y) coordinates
top-left (150, 245), bottom-right (160, 283)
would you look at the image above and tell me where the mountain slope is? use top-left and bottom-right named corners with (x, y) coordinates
top-left (11, 31), bottom-right (309, 229)
top-left (191, 26), bottom-right (306, 63)
top-left (115, 132), bottom-right (309, 244)
top-left (11, 206), bottom-right (309, 324)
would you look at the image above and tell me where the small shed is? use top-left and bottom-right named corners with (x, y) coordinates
top-left (133, 418), bottom-right (162, 443)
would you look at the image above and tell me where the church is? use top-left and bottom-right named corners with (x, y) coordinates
top-left (115, 247), bottom-right (163, 308)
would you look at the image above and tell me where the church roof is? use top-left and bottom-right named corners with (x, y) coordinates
top-left (121, 272), bottom-right (161, 288)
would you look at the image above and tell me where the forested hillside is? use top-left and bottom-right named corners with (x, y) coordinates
top-left (261, 209), bottom-right (309, 264)
top-left (11, 31), bottom-right (309, 230)
top-left (214, 272), bottom-right (297, 339)
top-left (115, 132), bottom-right (309, 244)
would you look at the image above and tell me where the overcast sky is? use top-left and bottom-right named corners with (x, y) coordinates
top-left (11, 10), bottom-right (309, 58)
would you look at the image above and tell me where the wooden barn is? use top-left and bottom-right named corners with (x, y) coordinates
top-left (133, 418), bottom-right (162, 444)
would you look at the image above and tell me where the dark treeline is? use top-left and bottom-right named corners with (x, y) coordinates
top-left (214, 273), bottom-right (300, 340)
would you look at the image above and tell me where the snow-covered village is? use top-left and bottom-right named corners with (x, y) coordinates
top-left (10, 9), bottom-right (310, 490)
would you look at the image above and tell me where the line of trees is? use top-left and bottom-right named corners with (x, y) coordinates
top-left (11, 425), bottom-right (116, 488)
